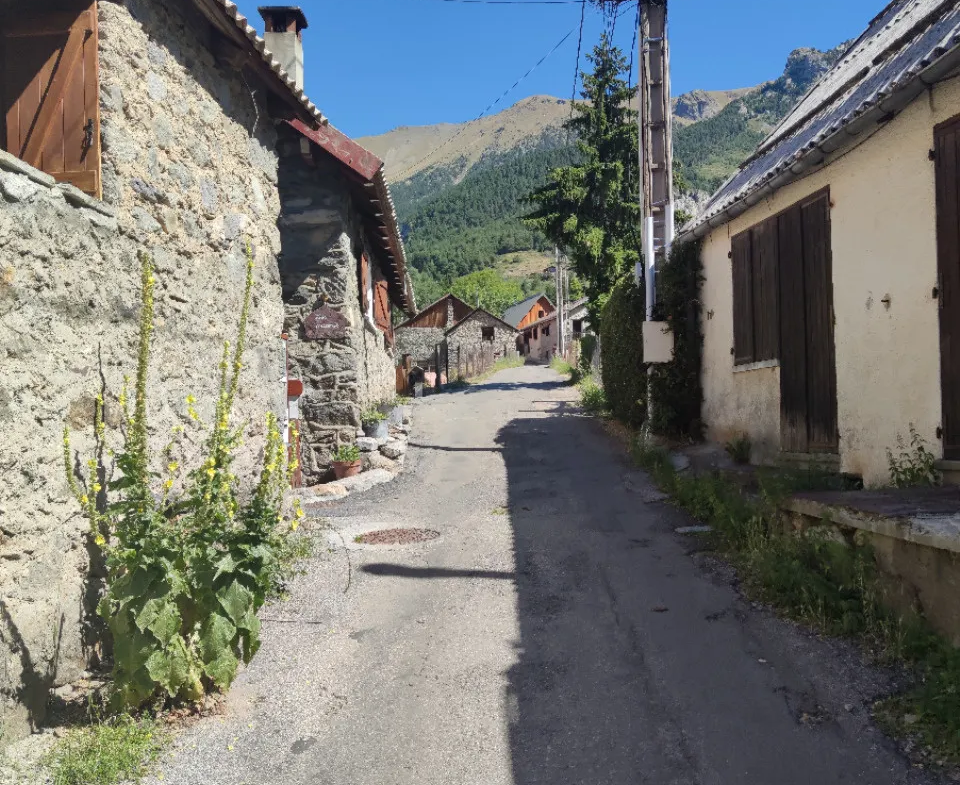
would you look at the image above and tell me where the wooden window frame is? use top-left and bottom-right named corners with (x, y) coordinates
top-left (1, 1), bottom-right (102, 196)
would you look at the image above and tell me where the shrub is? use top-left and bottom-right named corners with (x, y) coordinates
top-left (578, 333), bottom-right (597, 378)
top-left (550, 356), bottom-right (577, 383)
top-left (600, 275), bottom-right (647, 426)
top-left (64, 247), bottom-right (301, 711)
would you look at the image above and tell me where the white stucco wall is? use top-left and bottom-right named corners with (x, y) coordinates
top-left (700, 76), bottom-right (960, 486)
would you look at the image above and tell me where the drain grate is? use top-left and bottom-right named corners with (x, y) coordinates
top-left (355, 528), bottom-right (440, 545)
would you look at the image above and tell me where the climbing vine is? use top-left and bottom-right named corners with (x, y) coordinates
top-left (650, 238), bottom-right (704, 439)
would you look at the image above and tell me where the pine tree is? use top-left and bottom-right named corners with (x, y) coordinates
top-left (524, 34), bottom-right (640, 326)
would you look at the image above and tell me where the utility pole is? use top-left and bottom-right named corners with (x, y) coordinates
top-left (555, 247), bottom-right (565, 357)
top-left (637, 0), bottom-right (674, 424)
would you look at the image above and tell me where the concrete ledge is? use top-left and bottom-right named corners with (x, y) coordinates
top-left (782, 491), bottom-right (960, 555)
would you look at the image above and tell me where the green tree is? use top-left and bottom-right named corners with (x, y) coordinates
top-left (524, 34), bottom-right (640, 326)
top-left (450, 269), bottom-right (525, 318)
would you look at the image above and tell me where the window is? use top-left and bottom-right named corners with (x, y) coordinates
top-left (572, 319), bottom-right (583, 337)
top-left (481, 326), bottom-right (494, 341)
top-left (538, 309), bottom-right (545, 319)
top-left (543, 325), bottom-right (550, 337)
top-left (2, 1), bottom-right (101, 196)
top-left (533, 326), bottom-right (539, 339)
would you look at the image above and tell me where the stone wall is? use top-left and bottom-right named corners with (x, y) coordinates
top-left (0, 0), bottom-right (285, 744)
top-left (277, 136), bottom-right (396, 485)
top-left (396, 326), bottom-right (446, 364)
top-left (447, 311), bottom-right (517, 360)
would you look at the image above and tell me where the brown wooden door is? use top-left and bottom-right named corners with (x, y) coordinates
top-left (1, 1), bottom-right (100, 195)
top-left (778, 190), bottom-right (839, 454)
top-left (936, 117), bottom-right (960, 459)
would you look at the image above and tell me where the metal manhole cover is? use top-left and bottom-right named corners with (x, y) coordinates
top-left (355, 528), bottom-right (440, 545)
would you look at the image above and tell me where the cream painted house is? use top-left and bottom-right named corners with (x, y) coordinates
top-left (679, 0), bottom-right (960, 487)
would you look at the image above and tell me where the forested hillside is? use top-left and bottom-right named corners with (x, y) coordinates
top-left (370, 45), bottom-right (846, 307)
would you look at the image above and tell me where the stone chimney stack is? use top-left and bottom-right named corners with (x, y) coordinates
top-left (258, 6), bottom-right (308, 91)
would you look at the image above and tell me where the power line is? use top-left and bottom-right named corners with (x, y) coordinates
top-left (439, 0), bottom-right (581, 4)
top-left (570, 0), bottom-right (587, 107)
top-left (393, 25), bottom-right (580, 180)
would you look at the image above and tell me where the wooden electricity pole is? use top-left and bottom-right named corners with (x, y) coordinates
top-left (637, 0), bottom-right (675, 306)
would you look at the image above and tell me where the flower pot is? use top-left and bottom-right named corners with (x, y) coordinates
top-left (332, 460), bottom-right (362, 480)
top-left (362, 420), bottom-right (388, 439)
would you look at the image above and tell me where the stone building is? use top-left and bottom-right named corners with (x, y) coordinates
top-left (395, 293), bottom-right (474, 363)
top-left (444, 308), bottom-right (519, 371)
top-left (0, 0), bottom-right (411, 742)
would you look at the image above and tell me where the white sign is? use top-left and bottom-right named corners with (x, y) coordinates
top-left (643, 321), bottom-right (674, 364)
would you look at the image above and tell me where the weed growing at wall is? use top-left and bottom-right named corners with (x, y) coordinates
top-left (600, 275), bottom-right (647, 426)
top-left (632, 439), bottom-right (960, 766)
top-left (887, 426), bottom-right (942, 488)
top-left (64, 247), bottom-right (300, 710)
top-left (650, 239), bottom-right (704, 439)
top-left (578, 375), bottom-right (608, 417)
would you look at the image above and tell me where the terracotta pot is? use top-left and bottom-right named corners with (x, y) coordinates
top-left (332, 460), bottom-right (362, 479)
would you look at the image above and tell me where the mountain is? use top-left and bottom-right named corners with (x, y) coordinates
top-left (361, 45), bottom-right (847, 307)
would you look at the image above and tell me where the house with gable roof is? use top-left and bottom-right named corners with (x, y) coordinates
top-left (682, 0), bottom-right (960, 486)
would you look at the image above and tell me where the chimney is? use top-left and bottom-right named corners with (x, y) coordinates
top-left (258, 6), bottom-right (308, 90)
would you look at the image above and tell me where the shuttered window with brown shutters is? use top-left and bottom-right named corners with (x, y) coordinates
top-left (1, 1), bottom-right (101, 196)
top-left (731, 218), bottom-right (779, 365)
top-left (374, 275), bottom-right (393, 344)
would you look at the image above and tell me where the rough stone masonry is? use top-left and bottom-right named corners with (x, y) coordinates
top-left (0, 0), bottom-right (285, 743)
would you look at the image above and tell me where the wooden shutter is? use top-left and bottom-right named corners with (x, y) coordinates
top-left (936, 116), bottom-right (960, 459)
top-left (374, 277), bottom-right (392, 334)
top-left (778, 204), bottom-right (809, 453)
top-left (752, 216), bottom-right (780, 362)
top-left (731, 229), bottom-right (755, 365)
top-left (359, 253), bottom-right (370, 314)
top-left (2, 2), bottom-right (100, 196)
top-left (800, 192), bottom-right (839, 453)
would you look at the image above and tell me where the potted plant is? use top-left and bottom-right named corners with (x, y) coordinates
top-left (361, 407), bottom-right (388, 439)
top-left (378, 397), bottom-right (406, 427)
top-left (331, 444), bottom-right (362, 479)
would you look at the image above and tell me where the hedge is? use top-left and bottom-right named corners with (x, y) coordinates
top-left (600, 274), bottom-right (647, 426)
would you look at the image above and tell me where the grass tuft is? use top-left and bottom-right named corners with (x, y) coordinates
top-left (577, 375), bottom-right (608, 417)
top-left (44, 715), bottom-right (168, 785)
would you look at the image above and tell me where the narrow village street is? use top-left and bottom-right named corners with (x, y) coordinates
top-left (149, 365), bottom-right (937, 785)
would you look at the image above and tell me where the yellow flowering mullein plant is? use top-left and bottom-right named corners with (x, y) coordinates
top-left (64, 244), bottom-right (300, 711)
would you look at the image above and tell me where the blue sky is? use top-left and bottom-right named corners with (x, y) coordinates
top-left (235, 0), bottom-right (887, 138)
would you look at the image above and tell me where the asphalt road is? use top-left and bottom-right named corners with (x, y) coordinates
top-left (150, 364), bottom-right (940, 785)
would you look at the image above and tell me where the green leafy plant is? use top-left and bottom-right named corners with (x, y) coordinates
top-left (725, 433), bottom-right (752, 465)
top-left (887, 426), bottom-right (942, 488)
top-left (361, 407), bottom-right (387, 425)
top-left (44, 714), bottom-right (167, 785)
top-left (578, 375), bottom-right (608, 417)
top-left (332, 444), bottom-right (361, 464)
top-left (600, 275), bottom-right (647, 425)
top-left (64, 246), bottom-right (302, 710)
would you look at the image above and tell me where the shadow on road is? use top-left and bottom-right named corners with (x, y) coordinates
top-left (360, 564), bottom-right (514, 580)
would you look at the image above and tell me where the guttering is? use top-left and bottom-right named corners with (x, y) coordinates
top-left (677, 42), bottom-right (960, 245)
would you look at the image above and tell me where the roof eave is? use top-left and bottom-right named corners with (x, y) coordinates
top-left (678, 41), bottom-right (960, 245)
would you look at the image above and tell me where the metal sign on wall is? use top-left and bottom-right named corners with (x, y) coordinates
top-left (304, 304), bottom-right (349, 341)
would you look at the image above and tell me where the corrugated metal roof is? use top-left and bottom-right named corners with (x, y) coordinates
top-left (683, 0), bottom-right (960, 239)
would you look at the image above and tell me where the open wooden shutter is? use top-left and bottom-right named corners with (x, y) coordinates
top-left (374, 277), bottom-right (392, 334)
top-left (731, 230), bottom-right (755, 365)
top-left (2, 1), bottom-right (101, 196)
top-left (936, 116), bottom-right (960, 460)
top-left (359, 253), bottom-right (370, 314)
